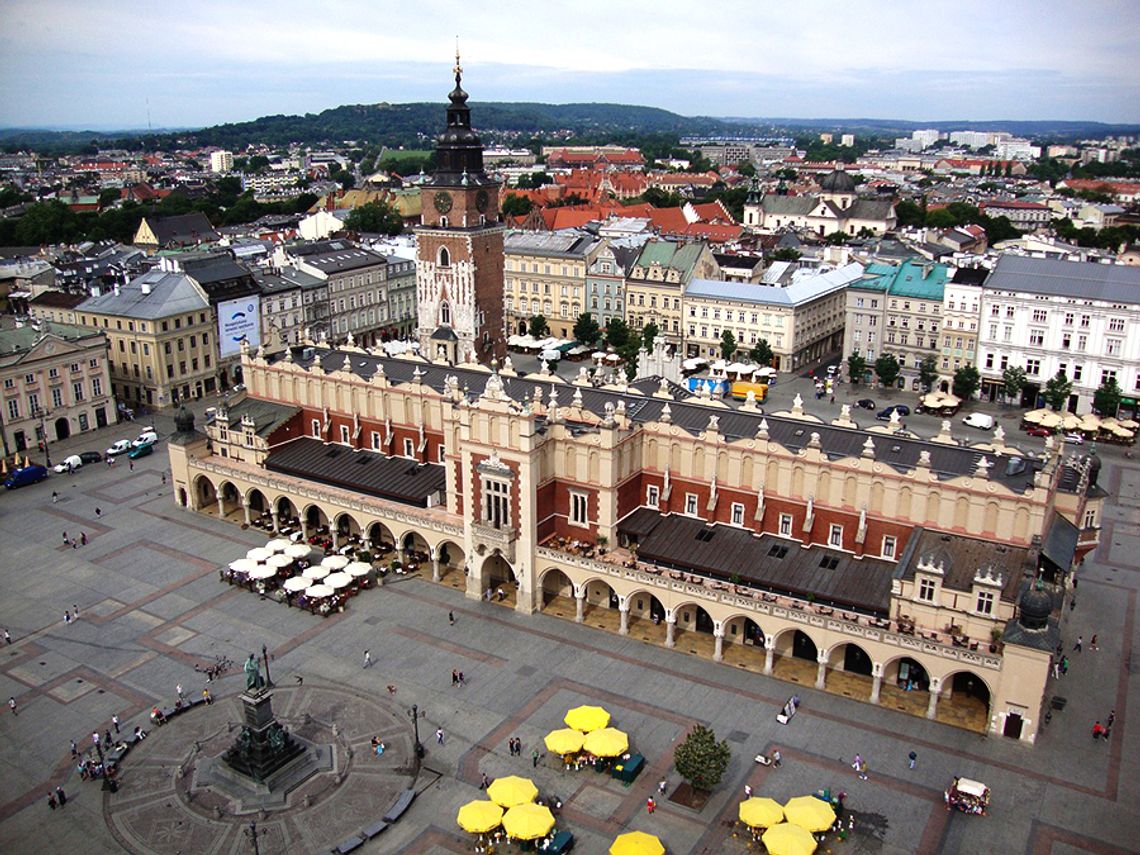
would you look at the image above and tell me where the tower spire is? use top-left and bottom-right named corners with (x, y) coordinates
top-left (454, 37), bottom-right (462, 89)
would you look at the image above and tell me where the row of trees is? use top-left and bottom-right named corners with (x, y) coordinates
top-left (894, 199), bottom-right (1022, 243)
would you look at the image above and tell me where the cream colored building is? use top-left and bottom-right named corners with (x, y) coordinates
top-left (0, 321), bottom-right (116, 452)
top-left (940, 269), bottom-right (984, 387)
top-left (504, 232), bottom-right (601, 339)
top-left (167, 340), bottom-right (1101, 744)
top-left (624, 239), bottom-right (719, 344)
top-left (743, 169), bottom-right (897, 237)
top-left (683, 264), bottom-right (861, 367)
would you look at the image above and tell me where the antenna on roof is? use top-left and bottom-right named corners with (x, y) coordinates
top-left (146, 97), bottom-right (152, 133)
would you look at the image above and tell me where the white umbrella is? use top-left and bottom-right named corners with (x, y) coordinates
top-left (605, 353), bottom-right (621, 363)
top-left (229, 558), bottom-right (260, 574)
top-left (305, 584), bottom-right (335, 599)
top-left (321, 555), bottom-right (350, 570)
top-left (283, 577), bottom-right (309, 592)
top-left (682, 358), bottom-right (707, 370)
top-left (246, 547), bottom-right (273, 563)
top-left (267, 554), bottom-right (293, 569)
top-left (303, 564), bottom-right (330, 580)
top-left (345, 561), bottom-right (372, 577)
top-left (285, 543), bottom-right (312, 559)
top-left (266, 538), bottom-right (291, 553)
top-left (249, 566), bottom-right (278, 580)
top-left (324, 572), bottom-right (353, 589)
top-left (593, 351), bottom-right (608, 361)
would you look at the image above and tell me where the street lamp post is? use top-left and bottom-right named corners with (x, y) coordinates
top-left (30, 405), bottom-right (51, 467)
top-left (261, 643), bottom-right (273, 688)
top-left (408, 704), bottom-right (425, 758)
top-left (244, 820), bottom-right (268, 855)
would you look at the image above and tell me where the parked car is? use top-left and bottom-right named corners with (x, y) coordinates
top-left (1063, 433), bottom-right (1084, 445)
top-left (78, 451), bottom-right (103, 464)
top-left (962, 413), bottom-right (995, 430)
top-left (4, 463), bottom-right (48, 489)
top-left (53, 454), bottom-right (83, 474)
top-left (1024, 426), bottom-right (1052, 438)
top-left (876, 404), bottom-right (911, 420)
top-left (132, 430), bottom-right (158, 448)
top-left (855, 399), bottom-right (876, 410)
top-left (105, 439), bottom-right (132, 457)
top-left (127, 441), bottom-right (155, 460)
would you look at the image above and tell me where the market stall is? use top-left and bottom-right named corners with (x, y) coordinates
top-left (945, 777), bottom-right (989, 815)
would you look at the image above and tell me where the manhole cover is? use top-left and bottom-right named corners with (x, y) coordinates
top-left (727, 730), bottom-right (749, 744)
top-left (515, 665), bottom-right (536, 677)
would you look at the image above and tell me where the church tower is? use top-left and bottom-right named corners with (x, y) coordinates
top-left (416, 52), bottom-right (505, 365)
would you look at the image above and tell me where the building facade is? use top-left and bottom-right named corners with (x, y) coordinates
top-left (0, 322), bottom-right (116, 453)
top-left (624, 240), bottom-right (720, 345)
top-left (586, 241), bottom-right (636, 329)
top-left (503, 232), bottom-right (601, 339)
top-left (743, 170), bottom-right (897, 236)
top-left (291, 241), bottom-right (389, 347)
top-left (384, 255), bottom-right (417, 339)
top-left (939, 268), bottom-right (984, 388)
top-left (168, 342), bottom-right (1102, 745)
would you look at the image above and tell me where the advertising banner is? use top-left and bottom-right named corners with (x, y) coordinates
top-left (218, 296), bottom-right (261, 358)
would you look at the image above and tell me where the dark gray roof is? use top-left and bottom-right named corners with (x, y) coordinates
top-left (1002, 611), bottom-right (1060, 653)
top-left (627, 376), bottom-right (693, 400)
top-left (430, 326), bottom-right (458, 341)
top-left (984, 255), bottom-right (1140, 305)
top-left (617, 509), bottom-right (894, 613)
top-left (266, 437), bottom-right (445, 507)
top-left (1041, 514), bottom-right (1079, 571)
top-left (273, 346), bottom-right (1043, 491)
top-left (759, 196), bottom-right (816, 215)
top-left (142, 213), bottom-right (219, 247)
top-left (847, 199), bottom-right (895, 220)
top-left (218, 396), bottom-right (299, 438)
top-left (899, 528), bottom-right (1027, 601)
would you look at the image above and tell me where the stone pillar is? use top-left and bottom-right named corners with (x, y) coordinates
top-left (764, 640), bottom-right (775, 676)
top-left (216, 495), bottom-right (225, 518)
top-left (713, 628), bottom-right (724, 662)
top-left (575, 587), bottom-right (586, 623)
top-left (664, 616), bottom-right (676, 648)
top-left (465, 557), bottom-right (484, 602)
top-left (815, 654), bottom-right (828, 690)
top-left (271, 510), bottom-right (279, 534)
top-left (242, 499), bottom-right (251, 526)
top-left (301, 518), bottom-right (309, 540)
top-left (618, 604), bottom-right (629, 635)
top-left (870, 674), bottom-right (882, 704)
top-left (926, 680), bottom-right (941, 720)
top-left (331, 529), bottom-right (339, 550)
top-left (431, 548), bottom-right (441, 582)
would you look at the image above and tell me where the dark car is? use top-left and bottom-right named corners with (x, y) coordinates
top-left (78, 451), bottom-right (103, 464)
top-left (1024, 426), bottom-right (1052, 437)
top-left (855, 399), bottom-right (876, 410)
top-left (876, 404), bottom-right (910, 420)
top-left (127, 442), bottom-right (154, 460)
top-left (4, 463), bottom-right (49, 489)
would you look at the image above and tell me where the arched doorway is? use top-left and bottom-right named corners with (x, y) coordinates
top-left (401, 531), bottom-right (431, 567)
top-left (823, 642), bottom-right (874, 697)
top-left (946, 671), bottom-right (992, 734)
top-left (334, 512), bottom-right (362, 550)
top-left (367, 522), bottom-right (396, 557)
top-left (481, 553), bottom-right (516, 606)
top-left (580, 578), bottom-right (618, 627)
top-left (219, 481), bottom-right (242, 521)
top-left (177, 487), bottom-right (188, 508)
top-left (771, 628), bottom-right (819, 683)
top-left (275, 497), bottom-right (298, 529)
top-left (194, 476), bottom-right (217, 513)
top-left (518, 320), bottom-right (527, 336)
top-left (625, 590), bottom-right (666, 643)
top-left (540, 568), bottom-right (574, 610)
top-left (303, 504), bottom-right (330, 542)
top-left (720, 615), bottom-right (765, 671)
top-left (54, 417), bottom-right (71, 441)
top-left (247, 488), bottom-right (269, 528)
top-left (673, 603), bottom-right (715, 656)
top-left (435, 540), bottom-right (465, 587)
top-left (888, 657), bottom-right (929, 691)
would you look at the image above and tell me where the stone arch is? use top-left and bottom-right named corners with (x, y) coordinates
top-left (539, 567), bottom-right (574, 608)
top-left (898, 485), bottom-right (912, 518)
top-left (480, 552), bottom-right (516, 593)
top-left (625, 588), bottom-right (665, 622)
top-left (274, 496), bottom-right (298, 524)
top-left (366, 521), bottom-right (396, 553)
top-left (302, 503), bottom-right (330, 535)
top-left (871, 480), bottom-right (885, 512)
top-left (218, 480), bottom-right (242, 519)
top-left (772, 626), bottom-right (818, 661)
top-left (954, 495), bottom-right (969, 529)
top-left (721, 613), bottom-right (765, 647)
top-left (193, 474), bottom-right (217, 511)
top-left (177, 487), bottom-right (188, 508)
top-left (334, 510), bottom-right (362, 544)
top-left (983, 501), bottom-right (999, 534)
top-left (670, 443), bottom-right (683, 471)
top-left (843, 475), bottom-right (857, 507)
top-left (435, 539), bottom-right (464, 573)
top-left (399, 530), bottom-right (431, 563)
top-left (670, 601), bottom-right (714, 636)
top-left (580, 576), bottom-right (618, 610)
top-left (817, 470), bottom-right (831, 501)
top-left (791, 465), bottom-right (804, 496)
top-left (881, 654), bottom-right (931, 691)
top-left (1013, 507), bottom-right (1030, 540)
top-left (245, 487), bottom-right (269, 516)
top-left (824, 640), bottom-right (873, 676)
top-left (741, 455), bottom-right (754, 486)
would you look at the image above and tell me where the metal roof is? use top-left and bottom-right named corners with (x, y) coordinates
top-left (685, 263), bottom-right (864, 307)
top-left (77, 269), bottom-right (209, 319)
top-left (984, 255), bottom-right (1140, 305)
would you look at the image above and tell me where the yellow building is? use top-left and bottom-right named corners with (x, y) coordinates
top-left (504, 232), bottom-right (602, 339)
top-left (624, 240), bottom-right (719, 344)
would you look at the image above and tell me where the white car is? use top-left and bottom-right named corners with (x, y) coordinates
top-left (1063, 433), bottom-right (1084, 445)
top-left (962, 413), bottom-right (995, 430)
top-left (53, 454), bottom-right (83, 474)
top-left (105, 439), bottom-right (132, 457)
top-left (132, 430), bottom-right (158, 447)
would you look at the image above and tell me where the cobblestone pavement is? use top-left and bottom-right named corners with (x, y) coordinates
top-left (0, 393), bottom-right (1136, 855)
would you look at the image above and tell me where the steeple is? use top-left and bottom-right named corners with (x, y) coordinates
top-left (433, 44), bottom-right (488, 185)
top-left (745, 175), bottom-right (762, 205)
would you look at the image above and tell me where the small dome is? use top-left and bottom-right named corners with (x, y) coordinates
top-left (1087, 448), bottom-right (1102, 486)
top-left (820, 169), bottom-right (856, 194)
top-left (174, 404), bottom-right (195, 434)
top-left (1018, 585), bottom-right (1053, 630)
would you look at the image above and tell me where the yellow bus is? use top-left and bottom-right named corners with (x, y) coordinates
top-left (730, 381), bottom-right (768, 402)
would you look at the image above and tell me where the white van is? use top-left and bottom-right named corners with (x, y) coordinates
top-left (962, 413), bottom-right (995, 430)
top-left (132, 430), bottom-right (159, 447)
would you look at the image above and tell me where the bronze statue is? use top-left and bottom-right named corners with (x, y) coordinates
top-left (244, 654), bottom-right (264, 691)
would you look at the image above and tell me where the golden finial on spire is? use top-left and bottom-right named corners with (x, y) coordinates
top-left (453, 36), bottom-right (462, 77)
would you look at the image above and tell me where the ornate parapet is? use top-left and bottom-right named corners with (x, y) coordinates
top-left (472, 521), bottom-right (517, 563)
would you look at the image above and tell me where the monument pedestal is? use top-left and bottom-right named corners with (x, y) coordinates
top-left (220, 689), bottom-right (305, 783)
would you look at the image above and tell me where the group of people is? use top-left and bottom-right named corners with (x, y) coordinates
top-left (1091, 710), bottom-right (1116, 741)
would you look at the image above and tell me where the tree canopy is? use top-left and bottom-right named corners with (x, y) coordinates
top-left (528, 315), bottom-right (549, 339)
top-left (673, 725), bottom-right (731, 793)
top-left (1093, 377), bottom-right (1122, 416)
top-left (572, 312), bottom-right (601, 346)
top-left (720, 330), bottom-right (738, 360)
top-left (749, 339), bottom-right (773, 366)
top-left (1002, 366), bottom-right (1027, 405)
top-left (952, 366), bottom-right (981, 400)
top-left (1043, 370), bottom-right (1073, 411)
top-left (874, 353), bottom-right (901, 389)
top-left (918, 356), bottom-right (939, 392)
top-left (847, 353), bottom-right (868, 386)
top-left (343, 200), bottom-right (405, 235)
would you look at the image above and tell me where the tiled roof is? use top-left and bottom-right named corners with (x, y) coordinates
top-left (984, 255), bottom-right (1140, 304)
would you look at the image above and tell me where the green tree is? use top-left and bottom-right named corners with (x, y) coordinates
top-left (97, 187), bottom-right (121, 209)
top-left (528, 315), bottom-right (549, 339)
top-left (918, 355), bottom-right (939, 392)
top-left (735, 161), bottom-right (756, 177)
top-left (824, 231), bottom-right (850, 245)
top-left (673, 724), bottom-right (731, 794)
top-left (874, 353), bottom-right (900, 389)
top-left (641, 321), bottom-right (659, 352)
top-left (515, 171), bottom-right (550, 190)
top-left (1002, 366), bottom-right (1027, 406)
top-left (952, 366), bottom-right (981, 400)
top-left (1043, 370), bottom-right (1073, 411)
top-left (642, 186), bottom-right (683, 208)
top-left (14, 200), bottom-right (82, 245)
top-left (749, 339), bottom-right (773, 366)
top-left (573, 312), bottom-right (601, 346)
top-left (720, 330), bottom-right (738, 360)
top-left (604, 317), bottom-right (630, 349)
top-left (343, 200), bottom-right (405, 235)
top-left (246, 155), bottom-right (270, 173)
top-left (847, 353), bottom-right (868, 386)
top-left (1093, 376), bottom-right (1122, 416)
top-left (894, 199), bottom-right (925, 227)
top-left (769, 247), bottom-right (802, 262)
top-left (501, 194), bottom-right (533, 217)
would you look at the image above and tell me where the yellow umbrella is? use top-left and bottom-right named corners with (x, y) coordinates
top-left (456, 800), bottom-right (503, 834)
top-left (583, 727), bottom-right (629, 757)
top-left (1061, 413), bottom-right (1082, 431)
top-left (544, 728), bottom-right (585, 755)
top-left (486, 775), bottom-right (539, 808)
top-left (501, 802), bottom-right (555, 840)
top-left (783, 796), bottom-right (836, 833)
top-left (739, 796), bottom-right (784, 828)
top-left (1038, 412), bottom-right (1062, 428)
top-left (762, 822), bottom-right (817, 855)
top-left (565, 704), bottom-right (611, 732)
top-left (1022, 409), bottom-right (1046, 424)
top-left (610, 830), bottom-right (665, 855)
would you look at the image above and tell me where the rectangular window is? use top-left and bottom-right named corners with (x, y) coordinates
top-left (828, 524), bottom-right (843, 547)
top-left (438, 445), bottom-right (446, 463)
top-left (684, 493), bottom-right (698, 516)
top-left (976, 590), bottom-right (994, 615)
top-left (6, 399), bottom-right (18, 420)
top-left (570, 491), bottom-right (589, 526)
top-left (403, 438), bottom-right (414, 457)
top-left (52, 388), bottom-right (63, 408)
top-left (311, 419), bottom-right (321, 437)
top-left (881, 535), bottom-right (897, 559)
top-left (49, 367), bottom-right (59, 379)
top-left (72, 381), bottom-right (84, 402)
top-left (1109, 318), bottom-right (1125, 332)
top-left (339, 425), bottom-right (350, 444)
top-left (646, 485), bottom-right (660, 508)
top-left (1026, 358), bottom-right (1040, 376)
top-left (730, 502), bottom-right (745, 526)
top-left (918, 578), bottom-right (936, 601)
top-left (483, 477), bottom-right (511, 529)
top-left (1106, 339), bottom-right (1122, 356)
top-left (1083, 508), bottom-right (1096, 528)
top-left (1032, 309), bottom-right (1047, 323)
top-left (779, 513), bottom-right (792, 536)
top-left (1029, 330), bottom-right (1044, 346)
top-left (370, 431), bottom-right (381, 450)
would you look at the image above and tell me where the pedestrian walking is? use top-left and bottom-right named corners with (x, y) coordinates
top-left (646, 796), bottom-right (656, 814)
top-left (161, 472), bottom-right (166, 485)
top-left (104, 729), bottom-right (112, 748)
top-left (52, 491), bottom-right (58, 503)
top-left (95, 507), bottom-right (101, 517)
top-left (8, 696), bottom-right (16, 715)
top-left (1092, 721), bottom-right (1104, 740)
top-left (55, 786), bottom-right (66, 806)
top-left (1107, 710), bottom-right (1116, 730)
top-left (80, 532), bottom-right (87, 546)
top-left (908, 750), bottom-right (917, 769)
top-left (480, 772), bottom-right (490, 790)
top-left (1090, 634), bottom-right (1098, 651)
top-left (772, 749), bottom-right (781, 767)
top-left (1074, 635), bottom-right (1083, 652)
top-left (448, 610), bottom-right (455, 626)
top-left (4, 628), bottom-right (11, 644)
top-left (62, 532), bottom-right (70, 546)
top-left (1061, 656), bottom-right (1069, 675)
top-left (1070, 597), bottom-right (1076, 611)
top-left (658, 779), bottom-right (668, 795)
top-left (112, 714), bottom-right (120, 733)
top-left (64, 610), bottom-right (71, 625)
top-left (1052, 659), bottom-right (1060, 679)
top-left (129, 460), bottom-right (134, 471)
top-left (363, 649), bottom-right (372, 668)
top-left (203, 687), bottom-right (212, 704)
top-left (176, 683), bottom-right (184, 702)
top-left (73, 605), bottom-right (79, 619)
top-left (436, 727), bottom-right (445, 745)
top-left (70, 740), bottom-right (78, 758)
top-left (744, 784), bottom-right (753, 797)
top-left (47, 793), bottom-right (57, 810)
top-left (458, 671), bottom-right (466, 686)
top-left (452, 669), bottom-right (459, 687)
top-left (532, 749), bottom-right (539, 768)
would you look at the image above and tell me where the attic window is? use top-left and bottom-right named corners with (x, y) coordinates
top-left (890, 445), bottom-right (901, 453)
top-left (355, 456), bottom-right (370, 465)
top-left (819, 556), bottom-right (839, 570)
top-left (768, 544), bottom-right (789, 559)
top-left (696, 529), bottom-right (715, 542)
top-left (325, 448), bottom-right (341, 459)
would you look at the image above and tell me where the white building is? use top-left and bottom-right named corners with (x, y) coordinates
top-left (209, 150), bottom-right (233, 173)
top-left (840, 134), bottom-right (855, 147)
top-left (994, 139), bottom-right (1041, 161)
top-left (976, 256), bottom-right (1140, 410)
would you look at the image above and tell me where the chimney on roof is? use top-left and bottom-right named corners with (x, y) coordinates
top-left (113, 282), bottom-right (120, 297)
top-left (140, 280), bottom-right (151, 295)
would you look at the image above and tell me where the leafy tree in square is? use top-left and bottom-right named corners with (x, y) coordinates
top-left (952, 366), bottom-right (981, 400)
top-left (1043, 370), bottom-right (1073, 411)
top-left (874, 353), bottom-right (900, 389)
top-left (673, 724), bottom-right (731, 794)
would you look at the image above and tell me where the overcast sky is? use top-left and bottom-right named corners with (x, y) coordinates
top-left (1, 0), bottom-right (1138, 130)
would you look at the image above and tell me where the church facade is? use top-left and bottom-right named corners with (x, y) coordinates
top-left (743, 170), bottom-right (898, 237)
